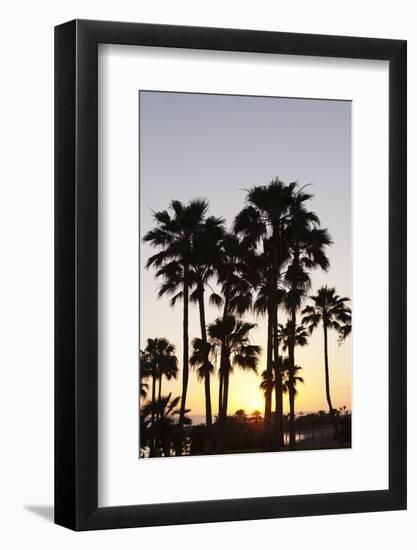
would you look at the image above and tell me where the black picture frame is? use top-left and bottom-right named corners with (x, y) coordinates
top-left (55, 19), bottom-right (407, 531)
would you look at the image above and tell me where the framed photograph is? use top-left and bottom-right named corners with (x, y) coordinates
top-left (55, 20), bottom-right (407, 530)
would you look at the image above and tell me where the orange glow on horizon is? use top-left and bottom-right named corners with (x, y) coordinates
top-left (140, 340), bottom-right (352, 418)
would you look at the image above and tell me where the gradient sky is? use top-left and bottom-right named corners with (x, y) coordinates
top-left (140, 91), bottom-right (351, 418)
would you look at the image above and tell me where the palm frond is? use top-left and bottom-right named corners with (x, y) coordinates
top-left (209, 292), bottom-right (223, 308)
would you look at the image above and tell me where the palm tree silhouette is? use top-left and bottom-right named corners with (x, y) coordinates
top-left (139, 349), bottom-right (150, 400)
top-left (208, 315), bottom-right (260, 419)
top-left (283, 192), bottom-right (331, 447)
top-left (259, 357), bottom-right (304, 402)
top-left (190, 338), bottom-right (215, 396)
top-left (278, 319), bottom-right (309, 350)
top-left (141, 393), bottom-right (191, 457)
top-left (278, 318), bottom-right (310, 446)
top-left (235, 179), bottom-right (298, 449)
top-left (253, 265), bottom-right (286, 440)
top-left (282, 362), bottom-right (304, 398)
top-left (214, 233), bottom-right (256, 423)
top-left (143, 199), bottom-right (209, 428)
top-left (189, 215), bottom-right (224, 440)
top-left (156, 344), bottom-right (178, 403)
top-left (302, 286), bottom-right (351, 415)
top-left (140, 338), bottom-right (178, 423)
top-left (260, 357), bottom-right (304, 445)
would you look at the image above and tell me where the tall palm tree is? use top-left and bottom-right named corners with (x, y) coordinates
top-left (189, 338), bottom-right (216, 432)
top-left (235, 179), bottom-right (295, 449)
top-left (253, 262), bottom-right (286, 440)
top-left (189, 215), bottom-right (224, 436)
top-left (215, 232), bottom-right (256, 422)
top-left (278, 318), bottom-right (310, 446)
top-left (284, 193), bottom-right (331, 447)
top-left (302, 286), bottom-right (351, 415)
top-left (208, 316), bottom-right (261, 419)
top-left (140, 338), bottom-right (178, 423)
top-left (143, 199), bottom-right (208, 428)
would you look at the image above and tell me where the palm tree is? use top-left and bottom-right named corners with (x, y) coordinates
top-left (189, 215), bottom-right (224, 437)
top-left (139, 348), bottom-right (151, 400)
top-left (283, 193), bottom-right (331, 447)
top-left (278, 319), bottom-right (309, 350)
top-left (140, 393), bottom-right (191, 457)
top-left (260, 357), bottom-right (304, 445)
top-left (282, 363), bottom-right (304, 398)
top-left (140, 345), bottom-right (157, 424)
top-left (189, 338), bottom-right (216, 434)
top-left (302, 286), bottom-right (351, 415)
top-left (235, 179), bottom-right (296, 449)
top-left (143, 199), bottom-right (209, 428)
top-left (281, 360), bottom-right (304, 446)
top-left (156, 345), bottom-right (178, 403)
top-left (278, 318), bottom-right (310, 445)
top-left (214, 233), bottom-right (256, 422)
top-left (259, 368), bottom-right (273, 395)
top-left (253, 264), bottom-right (287, 441)
top-left (140, 338), bottom-right (178, 423)
top-left (208, 316), bottom-right (261, 419)
top-left (252, 272), bottom-right (275, 431)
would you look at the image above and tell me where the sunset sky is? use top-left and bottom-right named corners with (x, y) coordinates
top-left (139, 91), bottom-right (352, 419)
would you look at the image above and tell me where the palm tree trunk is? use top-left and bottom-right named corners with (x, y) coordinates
top-left (197, 281), bottom-right (212, 451)
top-left (272, 305), bottom-right (284, 449)
top-left (222, 364), bottom-right (230, 419)
top-left (219, 292), bottom-right (229, 424)
top-left (179, 267), bottom-right (189, 429)
top-left (263, 306), bottom-right (273, 448)
top-left (273, 363), bottom-right (280, 431)
top-left (288, 247), bottom-right (300, 449)
top-left (323, 321), bottom-right (337, 440)
top-left (218, 371), bottom-right (224, 420)
top-left (151, 367), bottom-right (157, 425)
top-left (323, 321), bottom-right (334, 414)
top-left (158, 375), bottom-right (162, 403)
top-left (288, 306), bottom-right (296, 449)
top-left (271, 227), bottom-right (283, 449)
top-left (216, 364), bottom-right (227, 454)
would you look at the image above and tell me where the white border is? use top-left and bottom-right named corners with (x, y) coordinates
top-left (98, 44), bottom-right (389, 506)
